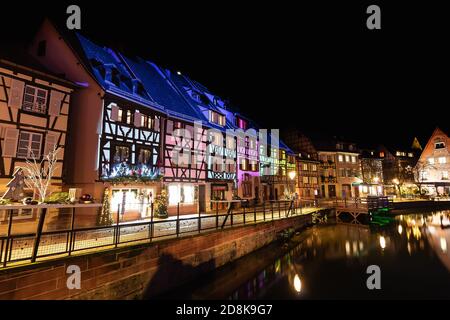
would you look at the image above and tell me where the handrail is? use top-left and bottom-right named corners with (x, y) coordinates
top-left (0, 200), bottom-right (321, 269)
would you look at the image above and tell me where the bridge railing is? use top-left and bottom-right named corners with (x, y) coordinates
top-left (318, 196), bottom-right (393, 210)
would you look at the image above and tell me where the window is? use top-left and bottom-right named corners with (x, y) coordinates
top-left (113, 145), bottom-right (130, 164)
top-left (168, 184), bottom-right (195, 205)
top-left (408, 153), bottom-right (414, 157)
top-left (226, 136), bottom-right (235, 149)
top-left (140, 114), bottom-right (155, 130)
top-left (421, 170), bottom-right (428, 181)
top-left (435, 142), bottom-right (446, 149)
top-left (439, 157), bottom-right (447, 164)
top-left (345, 155), bottom-right (350, 162)
top-left (336, 143), bottom-right (343, 150)
top-left (351, 156), bottom-right (357, 163)
top-left (138, 148), bottom-right (152, 166)
top-left (312, 164), bottom-right (317, 171)
top-left (338, 155), bottom-right (344, 162)
top-left (311, 177), bottom-right (318, 184)
top-left (209, 111), bottom-right (225, 126)
top-left (442, 171), bottom-right (449, 180)
top-left (126, 110), bottom-right (132, 124)
top-left (339, 168), bottom-right (346, 177)
top-left (429, 158), bottom-right (435, 165)
top-left (236, 117), bottom-right (247, 130)
top-left (302, 163), bottom-right (308, 171)
top-left (22, 85), bottom-right (48, 114)
top-left (303, 177), bottom-right (309, 184)
top-left (250, 160), bottom-right (258, 172)
top-left (379, 151), bottom-right (385, 158)
top-left (117, 108), bottom-right (123, 122)
top-left (396, 151), bottom-right (406, 157)
top-left (240, 158), bottom-right (248, 171)
top-left (17, 131), bottom-right (43, 158)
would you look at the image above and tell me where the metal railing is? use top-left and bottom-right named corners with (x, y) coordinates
top-left (0, 199), bottom-right (320, 269)
top-left (319, 196), bottom-right (393, 211)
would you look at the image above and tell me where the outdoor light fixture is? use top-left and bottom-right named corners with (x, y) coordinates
top-left (373, 177), bottom-right (380, 183)
top-left (398, 225), bottom-right (403, 235)
top-left (392, 178), bottom-right (400, 185)
top-left (293, 274), bottom-right (302, 293)
top-left (379, 236), bottom-right (386, 249)
top-left (288, 171), bottom-right (296, 180)
top-left (177, 71), bottom-right (182, 75)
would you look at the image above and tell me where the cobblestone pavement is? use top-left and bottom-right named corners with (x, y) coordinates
top-left (2, 206), bottom-right (322, 267)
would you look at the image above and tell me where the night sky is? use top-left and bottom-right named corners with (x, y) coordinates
top-left (2, 1), bottom-right (449, 147)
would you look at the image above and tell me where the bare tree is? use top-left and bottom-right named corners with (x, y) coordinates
top-left (413, 160), bottom-right (435, 195)
top-left (20, 146), bottom-right (60, 203)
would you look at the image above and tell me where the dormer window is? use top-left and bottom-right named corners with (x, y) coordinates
top-left (435, 142), bottom-right (446, 149)
top-left (236, 117), bottom-right (248, 130)
top-left (191, 91), bottom-right (201, 102)
top-left (209, 110), bottom-right (225, 126)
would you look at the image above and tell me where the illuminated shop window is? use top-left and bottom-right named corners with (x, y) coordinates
top-left (168, 184), bottom-right (195, 205)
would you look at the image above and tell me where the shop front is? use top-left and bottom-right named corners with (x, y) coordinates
top-left (166, 183), bottom-right (199, 215)
top-left (110, 185), bottom-right (159, 221)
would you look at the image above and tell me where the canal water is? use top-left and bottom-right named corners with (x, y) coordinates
top-left (154, 210), bottom-right (450, 299)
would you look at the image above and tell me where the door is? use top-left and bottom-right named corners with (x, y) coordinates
top-left (198, 185), bottom-right (206, 213)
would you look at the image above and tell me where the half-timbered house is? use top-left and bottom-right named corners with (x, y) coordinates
top-left (164, 71), bottom-right (238, 211)
top-left (30, 20), bottom-right (165, 221)
top-left (0, 46), bottom-right (74, 220)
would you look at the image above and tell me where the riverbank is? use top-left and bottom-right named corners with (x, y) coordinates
top-left (0, 212), bottom-right (316, 300)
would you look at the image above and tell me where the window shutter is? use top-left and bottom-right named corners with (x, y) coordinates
top-left (134, 111), bottom-right (142, 127)
top-left (8, 79), bottom-right (25, 108)
top-left (110, 104), bottom-right (119, 121)
top-left (2, 128), bottom-right (19, 157)
top-left (44, 133), bottom-right (58, 157)
top-left (154, 117), bottom-right (160, 131)
top-left (48, 90), bottom-right (64, 116)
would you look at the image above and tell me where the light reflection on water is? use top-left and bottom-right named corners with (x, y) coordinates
top-left (228, 210), bottom-right (450, 299)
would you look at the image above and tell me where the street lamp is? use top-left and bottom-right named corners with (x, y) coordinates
top-left (288, 171), bottom-right (296, 181)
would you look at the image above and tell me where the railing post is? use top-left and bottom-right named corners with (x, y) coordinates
top-left (198, 203), bottom-right (201, 233)
top-left (3, 209), bottom-right (14, 267)
top-left (31, 207), bottom-right (47, 263)
top-left (263, 201), bottom-right (266, 221)
top-left (177, 202), bottom-right (180, 236)
top-left (243, 205), bottom-right (246, 225)
top-left (271, 202), bottom-right (274, 220)
top-left (278, 201), bottom-right (281, 219)
top-left (115, 204), bottom-right (120, 247)
top-left (149, 202), bottom-right (154, 241)
top-left (231, 206), bottom-right (234, 226)
top-left (68, 207), bottom-right (76, 256)
top-left (215, 202), bottom-right (219, 229)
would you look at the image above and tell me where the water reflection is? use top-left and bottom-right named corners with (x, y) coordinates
top-left (227, 210), bottom-right (450, 299)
